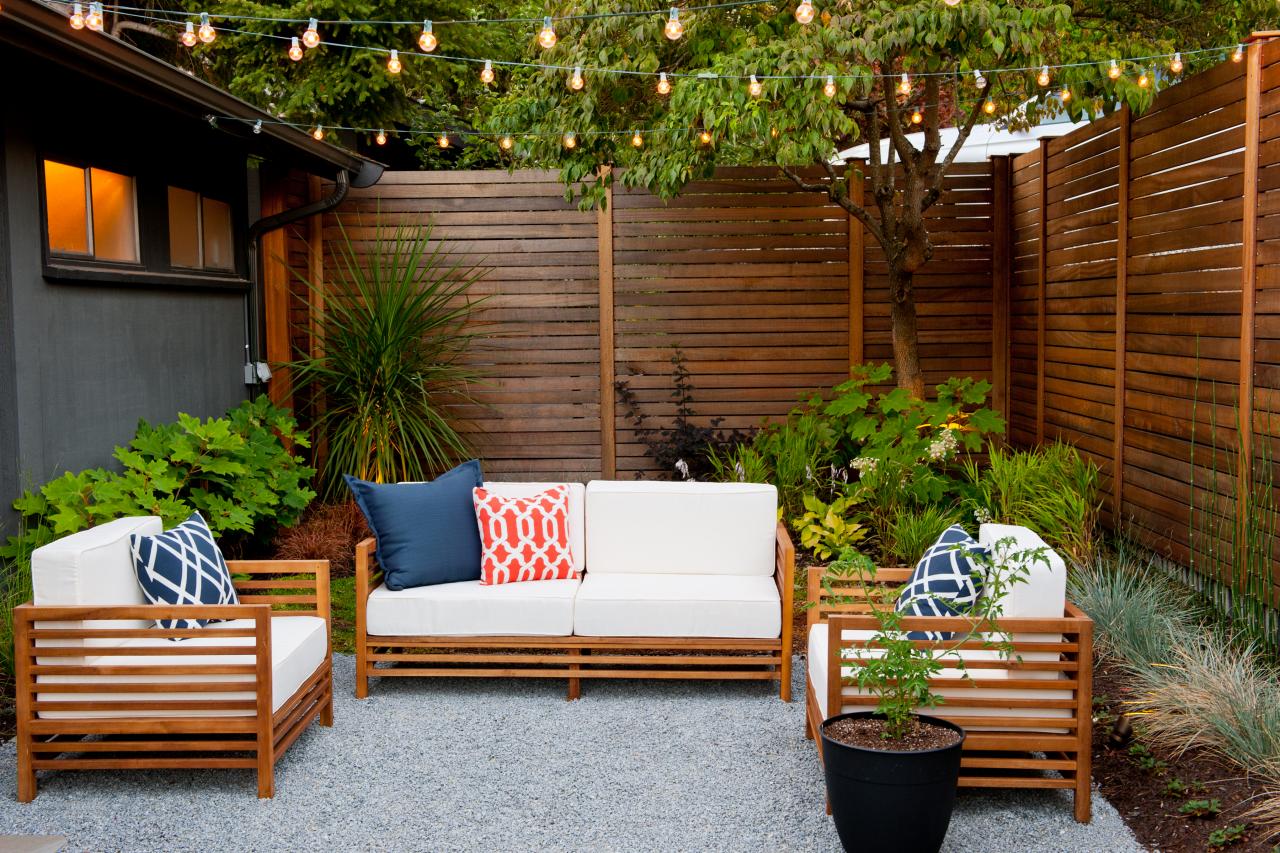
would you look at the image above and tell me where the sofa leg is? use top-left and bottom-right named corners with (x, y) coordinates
top-left (779, 654), bottom-right (793, 703)
top-left (355, 648), bottom-right (370, 700)
top-left (804, 710), bottom-right (814, 741)
top-left (15, 735), bottom-right (36, 803)
top-left (320, 688), bottom-right (334, 727)
top-left (567, 648), bottom-right (585, 701)
top-left (1074, 779), bottom-right (1092, 823)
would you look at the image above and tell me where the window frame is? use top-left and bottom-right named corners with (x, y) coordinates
top-left (38, 154), bottom-right (250, 291)
top-left (166, 185), bottom-right (237, 274)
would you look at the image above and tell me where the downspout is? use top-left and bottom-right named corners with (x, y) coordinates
top-left (242, 170), bottom-right (351, 387)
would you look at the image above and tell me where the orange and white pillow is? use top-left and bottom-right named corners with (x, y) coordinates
top-left (473, 485), bottom-right (577, 585)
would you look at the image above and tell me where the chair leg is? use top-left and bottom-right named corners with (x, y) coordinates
top-left (15, 732), bottom-right (36, 803)
top-left (355, 646), bottom-right (370, 700)
top-left (1074, 776), bottom-right (1092, 823)
top-left (320, 687), bottom-right (334, 727)
top-left (804, 709), bottom-right (814, 740)
top-left (779, 652), bottom-right (793, 702)
top-left (256, 722), bottom-right (275, 798)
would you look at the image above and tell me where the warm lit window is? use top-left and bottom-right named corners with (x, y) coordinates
top-left (168, 187), bottom-right (235, 272)
top-left (43, 160), bottom-right (139, 263)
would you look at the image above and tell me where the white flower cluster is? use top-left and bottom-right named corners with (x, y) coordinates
top-left (675, 459), bottom-right (691, 480)
top-left (926, 428), bottom-right (959, 462)
top-left (974, 506), bottom-right (993, 525)
top-left (850, 456), bottom-right (878, 475)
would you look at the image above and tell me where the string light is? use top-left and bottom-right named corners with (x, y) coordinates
top-left (85, 2), bottom-right (103, 31)
top-left (910, 108), bottom-right (923, 124)
top-left (770, 126), bottom-right (779, 139)
top-left (656, 72), bottom-right (671, 95)
top-left (983, 98), bottom-right (996, 114)
top-left (1137, 70), bottom-right (1149, 88)
top-left (179, 20), bottom-right (196, 46)
top-left (898, 73), bottom-right (911, 95)
top-left (1037, 64), bottom-right (1050, 86)
top-left (538, 16), bottom-right (557, 49)
top-left (794, 0), bottom-right (814, 24)
top-left (1170, 52), bottom-right (1183, 74)
top-left (437, 132), bottom-right (449, 148)
top-left (375, 129), bottom-right (387, 145)
top-left (631, 129), bottom-right (643, 147)
top-left (386, 49), bottom-right (401, 74)
top-left (563, 130), bottom-right (577, 149)
top-left (312, 126), bottom-right (324, 141)
top-left (301, 17), bottom-right (319, 49)
top-left (419, 20), bottom-right (437, 52)
top-left (973, 69), bottom-right (986, 88)
top-left (823, 75), bottom-right (836, 98)
top-left (194, 10), bottom-right (214, 42)
top-left (748, 74), bottom-right (763, 97)
top-left (569, 66), bottom-right (584, 90)
top-left (480, 59), bottom-right (494, 84)
top-left (288, 36), bottom-right (302, 61)
top-left (699, 129), bottom-right (712, 145)
top-left (1060, 86), bottom-right (1071, 101)
top-left (1233, 44), bottom-right (1244, 63)
top-left (69, 2), bottom-right (84, 29)
top-left (1108, 59), bottom-right (1121, 80)
top-left (500, 134), bottom-right (514, 150)
top-left (664, 7), bottom-right (683, 40)
top-left (252, 120), bottom-right (262, 134)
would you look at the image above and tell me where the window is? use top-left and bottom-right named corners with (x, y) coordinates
top-left (43, 160), bottom-right (139, 263)
top-left (168, 187), bottom-right (235, 272)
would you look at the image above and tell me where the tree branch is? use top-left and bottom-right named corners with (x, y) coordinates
top-left (779, 165), bottom-right (885, 248)
top-left (921, 79), bottom-right (992, 211)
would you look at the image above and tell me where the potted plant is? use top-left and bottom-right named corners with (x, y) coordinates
top-left (817, 540), bottom-right (1036, 853)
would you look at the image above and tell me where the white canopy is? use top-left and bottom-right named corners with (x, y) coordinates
top-left (835, 117), bottom-right (1088, 163)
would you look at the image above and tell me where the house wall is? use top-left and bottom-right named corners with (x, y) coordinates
top-left (0, 52), bottom-right (251, 538)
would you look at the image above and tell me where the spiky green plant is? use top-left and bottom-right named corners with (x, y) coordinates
top-left (882, 505), bottom-right (961, 566)
top-left (288, 219), bottom-right (486, 497)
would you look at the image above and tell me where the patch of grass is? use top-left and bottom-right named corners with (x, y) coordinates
top-left (330, 576), bottom-right (356, 655)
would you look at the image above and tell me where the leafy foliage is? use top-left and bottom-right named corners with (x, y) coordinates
top-left (794, 494), bottom-right (867, 562)
top-left (882, 505), bottom-right (961, 566)
top-left (287, 219), bottom-right (484, 497)
top-left (1, 396), bottom-right (314, 559)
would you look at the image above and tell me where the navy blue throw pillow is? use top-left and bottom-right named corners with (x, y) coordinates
top-left (345, 460), bottom-right (484, 590)
top-left (895, 524), bottom-right (988, 641)
top-left (130, 511), bottom-right (240, 631)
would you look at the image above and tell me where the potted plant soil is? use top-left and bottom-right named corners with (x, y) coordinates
top-left (817, 544), bottom-right (1033, 853)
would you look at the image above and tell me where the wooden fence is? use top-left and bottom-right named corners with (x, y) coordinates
top-left (276, 165), bottom-right (999, 481)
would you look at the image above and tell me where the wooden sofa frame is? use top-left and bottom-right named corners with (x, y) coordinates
top-left (804, 565), bottom-right (1094, 823)
top-left (354, 522), bottom-right (796, 701)
top-left (13, 559), bottom-right (332, 802)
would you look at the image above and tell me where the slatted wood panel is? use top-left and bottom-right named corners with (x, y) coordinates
top-left (1010, 149), bottom-right (1043, 446)
top-left (610, 167), bottom-right (852, 476)
top-left (861, 162), bottom-right (997, 388)
top-left (324, 170), bottom-right (604, 480)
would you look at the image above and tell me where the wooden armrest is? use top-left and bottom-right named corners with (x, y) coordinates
top-left (774, 522), bottom-right (795, 654)
top-left (226, 559), bottom-right (330, 626)
top-left (354, 537), bottom-right (381, 607)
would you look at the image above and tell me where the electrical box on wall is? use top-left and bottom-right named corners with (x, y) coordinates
top-left (243, 362), bottom-right (272, 385)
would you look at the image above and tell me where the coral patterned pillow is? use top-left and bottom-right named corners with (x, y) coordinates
top-left (473, 485), bottom-right (577, 585)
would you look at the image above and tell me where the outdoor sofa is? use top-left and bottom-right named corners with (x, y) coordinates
top-left (355, 480), bottom-right (796, 700)
top-left (12, 516), bottom-right (332, 801)
top-left (804, 523), bottom-right (1094, 822)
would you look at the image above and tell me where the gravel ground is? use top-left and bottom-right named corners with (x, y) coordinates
top-left (0, 655), bottom-right (1143, 852)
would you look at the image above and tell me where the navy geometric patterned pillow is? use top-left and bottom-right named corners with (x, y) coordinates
top-left (894, 524), bottom-right (988, 641)
top-left (130, 512), bottom-right (239, 630)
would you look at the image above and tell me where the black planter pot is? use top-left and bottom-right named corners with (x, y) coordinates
top-left (820, 711), bottom-right (965, 853)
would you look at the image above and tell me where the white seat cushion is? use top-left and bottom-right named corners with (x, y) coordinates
top-left (36, 615), bottom-right (327, 719)
top-left (584, 480), bottom-right (777, 576)
top-left (482, 482), bottom-right (586, 574)
top-left (366, 578), bottom-right (579, 637)
top-left (573, 573), bottom-right (780, 638)
top-left (806, 623), bottom-right (1071, 731)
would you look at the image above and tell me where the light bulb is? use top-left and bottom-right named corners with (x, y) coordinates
top-left (748, 74), bottom-right (763, 97)
top-left (1137, 71), bottom-right (1149, 88)
top-left (910, 108), bottom-right (923, 124)
top-left (387, 49), bottom-right (401, 74)
top-left (538, 16), bottom-right (557, 49)
top-left (180, 21), bottom-right (196, 46)
top-left (1170, 52), bottom-right (1183, 74)
top-left (500, 135), bottom-right (514, 150)
top-left (1060, 86), bottom-right (1071, 102)
top-left (943, 0), bottom-right (960, 6)
top-left (288, 36), bottom-right (303, 61)
top-left (794, 0), bottom-right (814, 24)
top-left (480, 60), bottom-right (494, 84)
top-left (770, 126), bottom-right (779, 139)
top-left (898, 73), bottom-right (910, 95)
top-left (1108, 59), bottom-right (1121, 80)
top-left (973, 68), bottom-right (986, 89)
top-left (312, 126), bottom-right (324, 141)
top-left (375, 130), bottom-right (387, 145)
top-left (419, 21), bottom-right (437, 52)
top-left (699, 129), bottom-right (712, 145)
top-left (437, 133), bottom-right (449, 148)
top-left (664, 7), bottom-right (683, 40)
top-left (983, 98), bottom-right (996, 115)
top-left (253, 120), bottom-right (262, 134)
top-left (85, 2), bottom-right (102, 31)
top-left (563, 131), bottom-right (577, 149)
top-left (823, 74), bottom-right (836, 98)
top-left (1037, 65), bottom-right (1050, 87)
top-left (1233, 45), bottom-right (1244, 63)
top-left (569, 66), bottom-right (584, 91)
top-left (69, 2), bottom-right (84, 29)
top-left (302, 18), bottom-right (319, 49)
top-left (656, 72), bottom-right (671, 95)
top-left (631, 130), bottom-right (643, 147)
top-left (196, 11), bottom-right (214, 42)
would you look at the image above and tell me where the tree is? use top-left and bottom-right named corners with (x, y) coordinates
top-left (482, 0), bottom-right (1273, 394)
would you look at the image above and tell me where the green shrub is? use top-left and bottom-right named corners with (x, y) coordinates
top-left (882, 506), bottom-right (961, 566)
top-left (1, 396), bottom-right (314, 559)
top-left (793, 494), bottom-right (867, 562)
top-left (0, 515), bottom-right (37, 682)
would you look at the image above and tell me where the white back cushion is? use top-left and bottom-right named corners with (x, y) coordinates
top-left (481, 482), bottom-right (586, 574)
top-left (585, 480), bottom-right (776, 575)
top-left (978, 523), bottom-right (1066, 618)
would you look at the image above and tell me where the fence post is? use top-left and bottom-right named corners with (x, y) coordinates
top-left (597, 166), bottom-right (617, 480)
top-left (848, 160), bottom-right (865, 370)
top-left (1113, 105), bottom-right (1131, 522)
top-left (1036, 139), bottom-right (1049, 445)
top-left (990, 155), bottom-right (1011, 424)
top-left (1237, 41), bottom-right (1263, 547)
top-left (261, 175), bottom-right (291, 410)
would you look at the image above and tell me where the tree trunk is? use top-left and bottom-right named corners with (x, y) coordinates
top-left (888, 267), bottom-right (925, 396)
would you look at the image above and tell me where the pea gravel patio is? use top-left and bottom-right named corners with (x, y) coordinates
top-left (0, 655), bottom-right (1141, 852)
